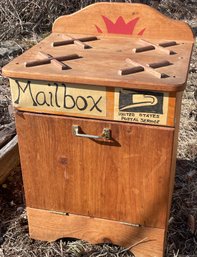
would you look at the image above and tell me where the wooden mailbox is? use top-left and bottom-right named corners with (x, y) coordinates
top-left (2, 3), bottom-right (194, 257)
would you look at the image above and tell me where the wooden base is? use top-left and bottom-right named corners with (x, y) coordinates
top-left (27, 207), bottom-right (165, 257)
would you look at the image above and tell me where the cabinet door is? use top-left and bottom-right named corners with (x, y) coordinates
top-left (16, 112), bottom-right (174, 228)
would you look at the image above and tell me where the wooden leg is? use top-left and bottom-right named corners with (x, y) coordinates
top-left (27, 207), bottom-right (165, 257)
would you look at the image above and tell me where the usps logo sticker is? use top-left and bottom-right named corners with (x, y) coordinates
top-left (114, 88), bottom-right (169, 125)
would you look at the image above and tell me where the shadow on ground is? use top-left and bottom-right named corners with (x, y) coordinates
top-left (166, 158), bottom-right (197, 256)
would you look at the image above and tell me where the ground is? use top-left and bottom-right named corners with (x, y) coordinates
top-left (0, 0), bottom-right (197, 256)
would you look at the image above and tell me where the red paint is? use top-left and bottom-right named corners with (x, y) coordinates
top-left (95, 16), bottom-right (146, 35)
top-left (138, 28), bottom-right (146, 36)
top-left (95, 25), bottom-right (103, 33)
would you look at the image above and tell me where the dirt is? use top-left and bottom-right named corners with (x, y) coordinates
top-left (165, 44), bottom-right (197, 256)
top-left (0, 1), bottom-right (197, 256)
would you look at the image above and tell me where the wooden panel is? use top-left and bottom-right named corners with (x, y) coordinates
top-left (2, 34), bottom-right (193, 93)
top-left (16, 112), bottom-right (174, 228)
top-left (27, 207), bottom-right (165, 257)
top-left (167, 92), bottom-right (176, 127)
top-left (52, 3), bottom-right (194, 41)
top-left (165, 92), bottom-right (183, 232)
top-left (10, 79), bottom-right (176, 126)
top-left (0, 136), bottom-right (20, 184)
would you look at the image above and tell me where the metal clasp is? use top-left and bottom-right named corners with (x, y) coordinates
top-left (72, 125), bottom-right (111, 140)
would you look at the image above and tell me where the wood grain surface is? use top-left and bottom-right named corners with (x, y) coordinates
top-left (27, 207), bottom-right (165, 257)
top-left (3, 33), bottom-right (193, 92)
top-left (0, 136), bottom-right (20, 184)
top-left (4, 5), bottom-right (191, 256)
top-left (165, 92), bottom-right (183, 233)
top-left (52, 3), bottom-right (194, 41)
top-left (16, 111), bottom-right (174, 228)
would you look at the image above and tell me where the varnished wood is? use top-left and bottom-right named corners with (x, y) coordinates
top-left (2, 4), bottom-right (194, 256)
top-left (124, 58), bottom-right (167, 78)
top-left (10, 79), bottom-right (176, 126)
top-left (118, 65), bottom-right (144, 76)
top-left (165, 92), bottom-right (183, 228)
top-left (133, 40), bottom-right (177, 55)
top-left (16, 112), bottom-right (174, 228)
top-left (52, 36), bottom-right (98, 47)
top-left (67, 35), bottom-right (94, 49)
top-left (73, 39), bottom-right (89, 49)
top-left (52, 3), bottom-right (194, 41)
top-left (133, 45), bottom-right (155, 53)
top-left (27, 207), bottom-right (165, 257)
top-left (148, 60), bottom-right (171, 69)
top-left (38, 52), bottom-right (70, 70)
top-left (2, 3), bottom-right (194, 93)
top-left (139, 39), bottom-right (174, 55)
top-left (159, 41), bottom-right (177, 48)
top-left (167, 92), bottom-right (176, 127)
top-left (3, 33), bottom-right (193, 92)
top-left (25, 53), bottom-right (79, 69)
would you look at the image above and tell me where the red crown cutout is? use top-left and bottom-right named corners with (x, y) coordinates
top-left (95, 16), bottom-right (146, 35)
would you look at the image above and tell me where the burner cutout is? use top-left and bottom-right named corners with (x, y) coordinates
top-left (119, 59), bottom-right (172, 78)
top-left (25, 51), bottom-right (80, 70)
top-left (52, 35), bottom-right (98, 49)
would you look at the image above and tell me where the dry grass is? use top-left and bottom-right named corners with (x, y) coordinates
top-left (159, 0), bottom-right (196, 20)
top-left (165, 44), bottom-right (197, 257)
top-left (0, 0), bottom-right (186, 40)
top-left (0, 0), bottom-right (71, 40)
top-left (0, 0), bottom-right (197, 256)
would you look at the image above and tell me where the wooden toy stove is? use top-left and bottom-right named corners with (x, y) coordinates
top-left (3, 3), bottom-right (194, 257)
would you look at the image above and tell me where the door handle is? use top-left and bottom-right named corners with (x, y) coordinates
top-left (72, 125), bottom-right (111, 140)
